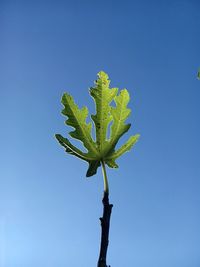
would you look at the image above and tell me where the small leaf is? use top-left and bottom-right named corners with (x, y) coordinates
top-left (105, 159), bottom-right (119, 168)
top-left (86, 161), bottom-right (101, 177)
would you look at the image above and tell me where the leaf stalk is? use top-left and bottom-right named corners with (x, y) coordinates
top-left (101, 160), bottom-right (109, 194)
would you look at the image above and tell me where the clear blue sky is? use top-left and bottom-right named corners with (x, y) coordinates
top-left (0, 0), bottom-right (200, 266)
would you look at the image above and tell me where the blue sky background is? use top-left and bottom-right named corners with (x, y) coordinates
top-left (0, 0), bottom-right (200, 266)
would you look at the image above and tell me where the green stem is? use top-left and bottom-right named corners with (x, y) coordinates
top-left (101, 160), bottom-right (109, 194)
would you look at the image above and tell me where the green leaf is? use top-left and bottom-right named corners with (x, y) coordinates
top-left (61, 93), bottom-right (98, 157)
top-left (86, 161), bottom-right (101, 177)
top-left (106, 134), bottom-right (140, 161)
top-left (104, 89), bottom-right (131, 156)
top-left (90, 71), bottom-right (118, 154)
top-left (55, 134), bottom-right (89, 160)
top-left (55, 134), bottom-right (101, 177)
top-left (104, 159), bottom-right (119, 168)
top-left (55, 71), bottom-right (139, 177)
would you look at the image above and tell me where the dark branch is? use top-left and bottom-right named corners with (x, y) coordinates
top-left (97, 192), bottom-right (113, 267)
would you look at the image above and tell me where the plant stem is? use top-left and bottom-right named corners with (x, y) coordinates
top-left (101, 160), bottom-right (109, 194)
top-left (97, 161), bottom-right (113, 267)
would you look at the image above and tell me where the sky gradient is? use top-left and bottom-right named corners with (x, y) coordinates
top-left (1, 0), bottom-right (200, 266)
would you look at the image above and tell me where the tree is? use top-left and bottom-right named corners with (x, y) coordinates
top-left (55, 71), bottom-right (140, 267)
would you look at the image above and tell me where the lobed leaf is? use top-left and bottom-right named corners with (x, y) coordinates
top-left (56, 71), bottom-right (139, 177)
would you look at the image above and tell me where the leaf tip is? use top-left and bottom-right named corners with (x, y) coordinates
top-left (96, 71), bottom-right (110, 86)
top-left (98, 70), bottom-right (109, 79)
top-left (135, 133), bottom-right (140, 140)
top-left (55, 133), bottom-right (59, 139)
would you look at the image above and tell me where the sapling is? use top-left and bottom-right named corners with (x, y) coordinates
top-left (55, 71), bottom-right (139, 267)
